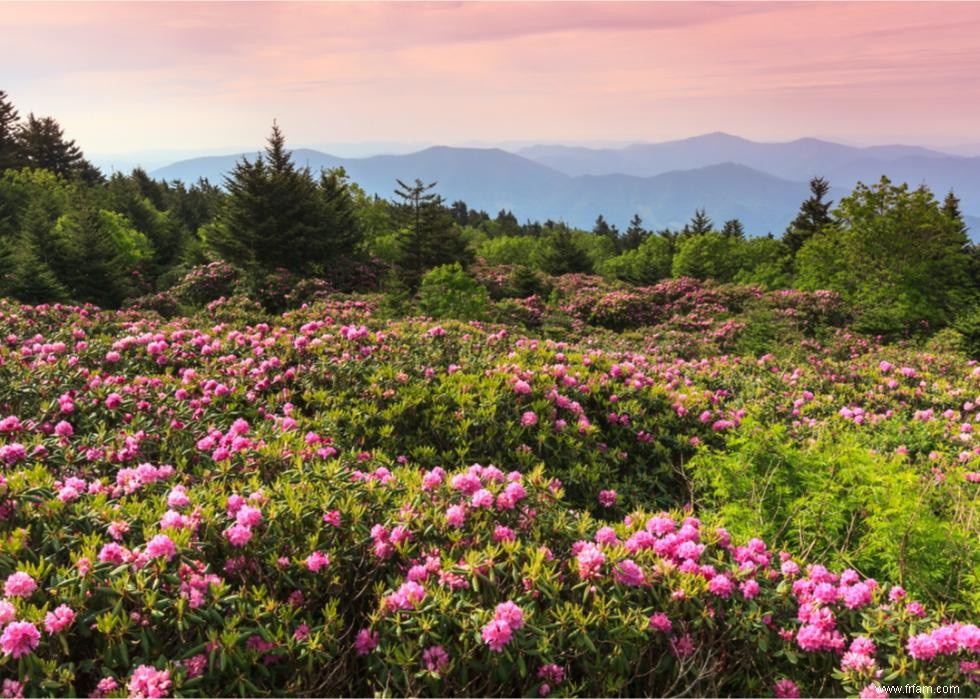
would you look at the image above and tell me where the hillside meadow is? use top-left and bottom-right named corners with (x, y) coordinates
top-left (0, 274), bottom-right (977, 697)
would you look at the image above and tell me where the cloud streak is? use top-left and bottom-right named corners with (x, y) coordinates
top-left (2, 1), bottom-right (978, 152)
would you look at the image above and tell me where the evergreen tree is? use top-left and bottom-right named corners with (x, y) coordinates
top-left (784, 177), bottom-right (833, 254)
top-left (1, 198), bottom-right (67, 303)
top-left (536, 227), bottom-right (593, 276)
top-left (622, 214), bottom-right (647, 251)
top-left (721, 218), bottom-right (746, 239)
top-left (319, 166), bottom-right (363, 258)
top-left (16, 113), bottom-right (101, 183)
top-left (449, 200), bottom-right (469, 227)
top-left (209, 122), bottom-right (326, 276)
top-left (494, 209), bottom-right (520, 237)
top-left (393, 178), bottom-right (469, 283)
top-left (796, 177), bottom-right (973, 334)
top-left (592, 214), bottom-right (619, 250)
top-left (56, 206), bottom-right (132, 307)
top-left (0, 91), bottom-right (22, 173)
top-left (942, 190), bottom-right (968, 238)
top-left (682, 208), bottom-right (713, 237)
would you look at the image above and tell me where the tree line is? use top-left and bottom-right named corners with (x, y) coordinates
top-left (0, 89), bottom-right (978, 339)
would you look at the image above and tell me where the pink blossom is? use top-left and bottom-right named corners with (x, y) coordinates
top-left (0, 601), bottom-right (15, 625)
top-left (649, 612), bottom-right (672, 633)
top-left (575, 542), bottom-right (605, 580)
top-left (481, 618), bottom-right (514, 652)
top-left (614, 559), bottom-right (646, 587)
top-left (145, 534), bottom-right (177, 561)
top-left (597, 489), bottom-right (617, 508)
top-left (494, 601), bottom-right (525, 630)
top-left (355, 628), bottom-right (379, 655)
top-left (445, 504), bottom-right (466, 528)
top-left (127, 665), bottom-right (171, 698)
top-left (305, 551), bottom-right (331, 572)
top-left (774, 679), bottom-right (800, 698)
top-left (708, 574), bottom-right (734, 598)
top-left (3, 572), bottom-right (36, 598)
top-left (422, 645), bottom-right (450, 673)
top-left (223, 523), bottom-right (253, 547)
top-left (907, 633), bottom-right (938, 660)
top-left (43, 604), bottom-right (76, 634)
top-left (0, 621), bottom-right (40, 659)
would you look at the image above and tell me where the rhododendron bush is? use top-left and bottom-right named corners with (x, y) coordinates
top-left (0, 294), bottom-right (977, 697)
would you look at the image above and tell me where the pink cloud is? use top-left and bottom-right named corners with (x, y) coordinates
top-left (2, 2), bottom-right (979, 151)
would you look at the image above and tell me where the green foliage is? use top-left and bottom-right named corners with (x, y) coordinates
top-left (671, 232), bottom-right (740, 281)
top-left (208, 124), bottom-right (363, 280)
top-left (536, 227), bottom-right (594, 275)
top-left (688, 425), bottom-right (979, 609)
top-left (417, 263), bottom-right (490, 321)
top-left (733, 237), bottom-right (793, 289)
top-left (784, 177), bottom-right (833, 255)
top-left (393, 179), bottom-right (471, 284)
top-left (477, 235), bottom-right (541, 266)
top-left (598, 233), bottom-right (673, 285)
top-left (796, 177), bottom-right (975, 335)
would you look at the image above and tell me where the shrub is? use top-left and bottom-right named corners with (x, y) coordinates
top-left (418, 263), bottom-right (490, 321)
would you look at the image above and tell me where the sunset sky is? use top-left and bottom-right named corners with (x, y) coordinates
top-left (3, 1), bottom-right (980, 155)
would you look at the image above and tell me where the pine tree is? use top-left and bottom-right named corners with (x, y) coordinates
top-left (622, 214), bottom-right (648, 251)
top-left (1, 198), bottom-right (67, 303)
top-left (319, 166), bottom-right (363, 258)
top-left (942, 190), bottom-right (969, 238)
top-left (209, 122), bottom-right (326, 276)
top-left (682, 208), bottom-right (713, 237)
top-left (0, 91), bottom-right (22, 173)
top-left (784, 177), bottom-right (833, 254)
top-left (493, 209), bottom-right (520, 237)
top-left (57, 207), bottom-right (131, 307)
top-left (537, 227), bottom-right (593, 276)
top-left (393, 178), bottom-right (469, 283)
top-left (16, 113), bottom-right (101, 182)
top-left (721, 218), bottom-right (746, 239)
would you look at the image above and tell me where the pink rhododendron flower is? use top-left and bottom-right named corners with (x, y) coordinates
top-left (223, 523), bottom-right (253, 547)
top-left (3, 572), bottom-right (36, 598)
top-left (145, 534), bottom-right (177, 561)
top-left (43, 604), bottom-right (76, 634)
top-left (355, 628), bottom-right (378, 655)
top-left (774, 679), bottom-right (800, 698)
top-left (127, 665), bottom-right (171, 698)
top-left (423, 645), bottom-right (450, 673)
top-left (0, 621), bottom-right (40, 659)
top-left (305, 551), bottom-right (330, 572)
top-left (481, 618), bottom-right (514, 652)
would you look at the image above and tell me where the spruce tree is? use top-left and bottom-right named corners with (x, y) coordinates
top-left (57, 207), bottom-right (131, 307)
top-left (537, 227), bottom-right (593, 276)
top-left (683, 208), bottom-right (713, 237)
top-left (721, 218), bottom-right (746, 239)
top-left (16, 113), bottom-right (101, 182)
top-left (784, 177), bottom-right (833, 254)
top-left (393, 178), bottom-right (469, 284)
top-left (319, 166), bottom-right (363, 258)
top-left (209, 122), bottom-right (326, 276)
top-left (622, 213), bottom-right (647, 251)
top-left (942, 191), bottom-right (969, 238)
top-left (1, 198), bottom-right (67, 303)
top-left (0, 91), bottom-right (22, 173)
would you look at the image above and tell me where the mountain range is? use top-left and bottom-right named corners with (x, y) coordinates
top-left (150, 133), bottom-right (980, 239)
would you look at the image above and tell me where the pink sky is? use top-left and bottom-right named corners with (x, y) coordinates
top-left (3, 1), bottom-right (980, 153)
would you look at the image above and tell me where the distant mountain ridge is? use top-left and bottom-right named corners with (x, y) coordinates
top-left (150, 134), bottom-right (980, 240)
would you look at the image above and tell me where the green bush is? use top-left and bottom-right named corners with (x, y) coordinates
top-left (418, 263), bottom-right (490, 321)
